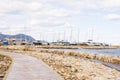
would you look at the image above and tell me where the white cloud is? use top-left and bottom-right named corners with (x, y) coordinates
top-left (84, 0), bottom-right (120, 11)
top-left (0, 0), bottom-right (119, 27)
top-left (105, 14), bottom-right (120, 20)
top-left (0, 0), bottom-right (119, 43)
top-left (0, 0), bottom-right (74, 29)
top-left (99, 0), bottom-right (120, 10)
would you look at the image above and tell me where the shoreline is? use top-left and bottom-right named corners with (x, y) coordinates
top-left (0, 45), bottom-right (120, 80)
top-left (91, 59), bottom-right (120, 71)
top-left (11, 51), bottom-right (120, 80)
top-left (35, 45), bottom-right (120, 49)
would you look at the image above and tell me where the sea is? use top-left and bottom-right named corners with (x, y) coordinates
top-left (50, 48), bottom-right (120, 56)
top-left (47, 48), bottom-right (120, 71)
top-left (73, 48), bottom-right (120, 56)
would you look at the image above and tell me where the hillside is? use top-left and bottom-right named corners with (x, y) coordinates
top-left (0, 34), bottom-right (35, 42)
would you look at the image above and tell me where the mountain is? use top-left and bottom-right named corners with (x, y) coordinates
top-left (0, 34), bottom-right (36, 42)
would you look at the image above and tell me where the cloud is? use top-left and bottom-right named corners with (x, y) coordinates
top-left (98, 0), bottom-right (120, 10)
top-left (105, 14), bottom-right (120, 20)
top-left (0, 0), bottom-right (120, 35)
top-left (0, 0), bottom-right (74, 29)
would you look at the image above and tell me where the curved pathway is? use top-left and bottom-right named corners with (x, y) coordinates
top-left (0, 51), bottom-right (62, 80)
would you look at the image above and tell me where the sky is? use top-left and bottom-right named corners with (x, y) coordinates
top-left (0, 0), bottom-right (120, 45)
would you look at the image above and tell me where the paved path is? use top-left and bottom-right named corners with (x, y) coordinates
top-left (0, 51), bottom-right (62, 80)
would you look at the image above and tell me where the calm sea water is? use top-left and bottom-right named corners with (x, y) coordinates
top-left (75, 48), bottom-right (120, 56)
top-left (49, 48), bottom-right (120, 56)
top-left (43, 48), bottom-right (120, 70)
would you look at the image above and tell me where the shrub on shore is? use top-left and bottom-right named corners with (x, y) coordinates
top-left (39, 49), bottom-right (120, 65)
top-left (0, 54), bottom-right (12, 80)
top-left (0, 45), bottom-right (120, 80)
top-left (0, 45), bottom-right (120, 64)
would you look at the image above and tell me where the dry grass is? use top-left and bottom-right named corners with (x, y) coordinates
top-left (36, 45), bottom-right (119, 49)
top-left (0, 54), bottom-right (12, 80)
top-left (0, 45), bottom-right (120, 80)
top-left (0, 45), bottom-right (120, 64)
top-left (8, 50), bottom-right (120, 80)
top-left (39, 49), bottom-right (120, 64)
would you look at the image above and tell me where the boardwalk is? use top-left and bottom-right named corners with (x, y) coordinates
top-left (0, 51), bottom-right (62, 80)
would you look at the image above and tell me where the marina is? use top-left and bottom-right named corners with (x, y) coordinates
top-left (0, 0), bottom-right (120, 79)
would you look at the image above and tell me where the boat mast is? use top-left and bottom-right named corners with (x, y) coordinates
top-left (64, 30), bottom-right (65, 41)
top-left (91, 28), bottom-right (94, 41)
top-left (24, 26), bottom-right (26, 41)
top-left (78, 29), bottom-right (80, 42)
top-left (52, 31), bottom-right (55, 42)
top-left (39, 32), bottom-right (41, 40)
top-left (70, 29), bottom-right (73, 42)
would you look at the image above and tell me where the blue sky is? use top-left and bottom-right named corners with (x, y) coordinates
top-left (0, 0), bottom-right (120, 45)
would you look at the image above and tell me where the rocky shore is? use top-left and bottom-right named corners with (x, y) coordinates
top-left (0, 54), bottom-right (12, 80)
top-left (0, 45), bottom-right (119, 80)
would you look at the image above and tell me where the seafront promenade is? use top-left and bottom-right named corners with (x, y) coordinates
top-left (0, 51), bottom-right (62, 80)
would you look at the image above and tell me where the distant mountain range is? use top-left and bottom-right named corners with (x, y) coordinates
top-left (0, 34), bottom-right (36, 42)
